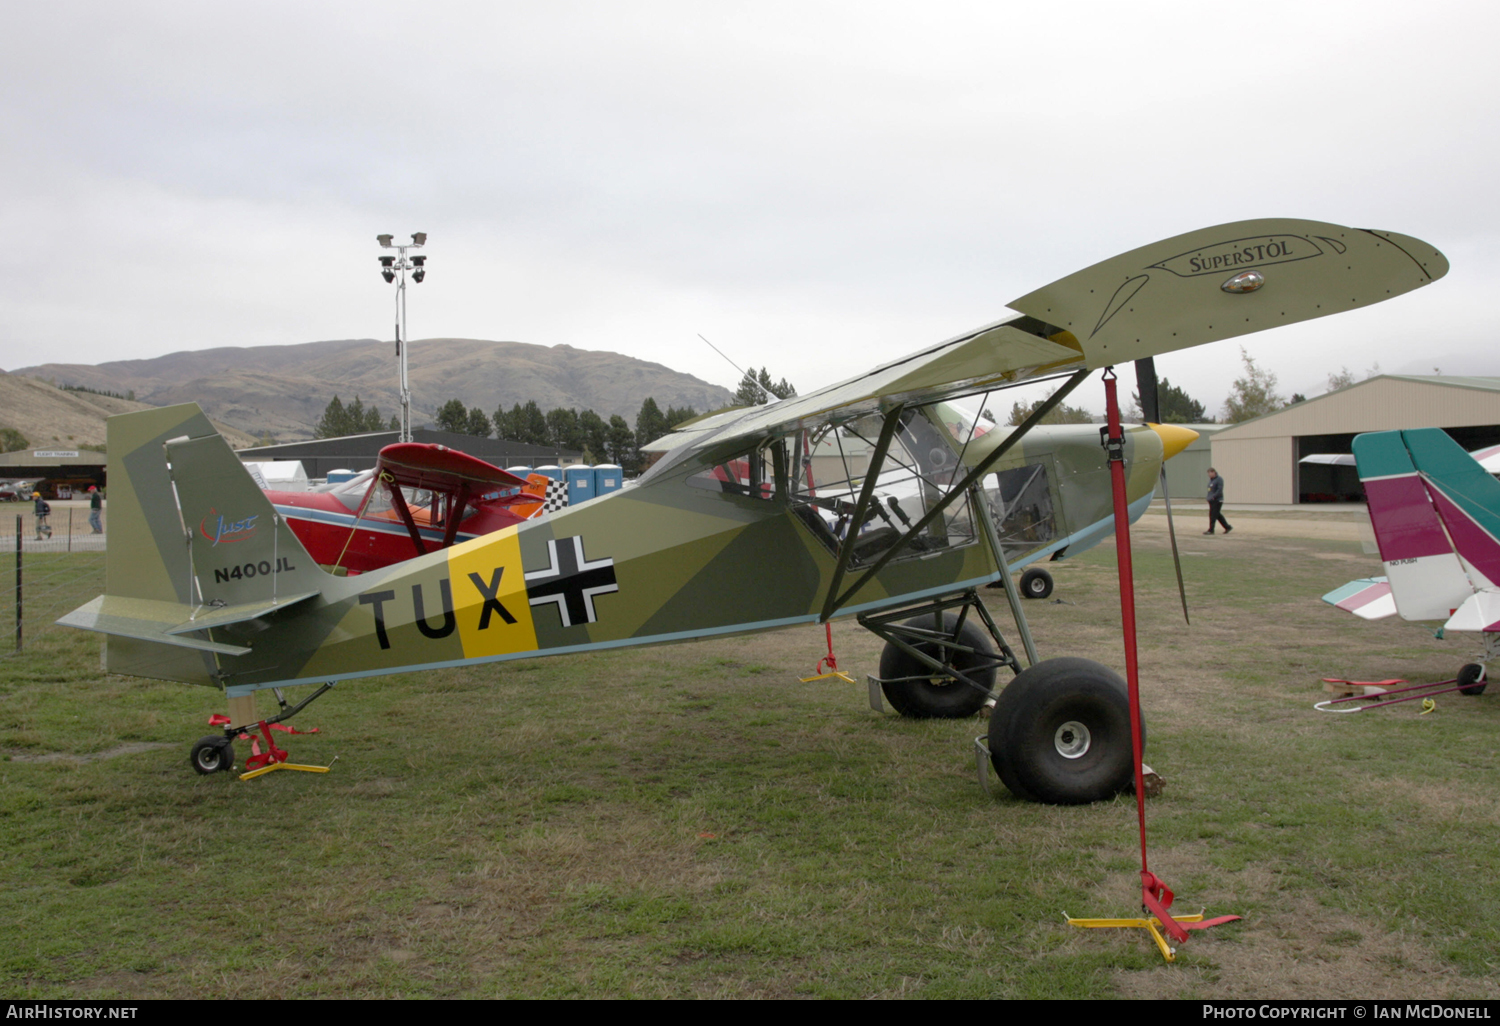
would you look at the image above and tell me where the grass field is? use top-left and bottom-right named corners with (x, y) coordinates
top-left (3, 515), bottom-right (1499, 999)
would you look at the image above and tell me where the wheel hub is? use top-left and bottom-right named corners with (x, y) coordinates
top-left (1053, 720), bottom-right (1091, 759)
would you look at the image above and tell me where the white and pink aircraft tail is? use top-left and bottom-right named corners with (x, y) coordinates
top-left (1325, 428), bottom-right (1500, 643)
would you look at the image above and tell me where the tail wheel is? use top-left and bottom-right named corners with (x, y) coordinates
top-left (1458, 663), bottom-right (1488, 697)
top-left (1020, 567), bottom-right (1054, 600)
top-left (878, 614), bottom-right (997, 719)
top-left (988, 657), bottom-right (1141, 804)
top-left (190, 736), bottom-right (235, 775)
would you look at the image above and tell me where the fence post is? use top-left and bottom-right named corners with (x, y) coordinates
top-left (14, 514), bottom-right (21, 653)
top-left (67, 507), bottom-right (73, 552)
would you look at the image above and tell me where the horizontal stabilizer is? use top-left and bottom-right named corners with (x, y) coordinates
top-left (1445, 591), bottom-right (1500, 633)
top-left (1322, 578), bottom-right (1397, 620)
top-left (58, 596), bottom-right (252, 656)
top-left (163, 591), bottom-right (321, 636)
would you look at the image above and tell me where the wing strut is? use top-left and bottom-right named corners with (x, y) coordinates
top-left (818, 403), bottom-right (907, 625)
top-left (819, 367), bottom-right (1091, 622)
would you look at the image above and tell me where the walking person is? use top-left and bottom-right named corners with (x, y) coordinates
top-left (88, 485), bottom-right (103, 534)
top-left (1205, 468), bottom-right (1231, 535)
top-left (32, 491), bottom-right (52, 540)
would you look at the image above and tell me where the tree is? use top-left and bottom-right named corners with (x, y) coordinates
top-left (465, 407), bottom-right (492, 438)
top-left (758, 367), bottom-right (796, 400)
top-left (315, 395), bottom-right (388, 437)
top-left (733, 369), bottom-right (767, 406)
top-left (1221, 348), bottom-right (1285, 423)
top-left (664, 405), bottom-right (698, 428)
top-left (546, 407), bottom-right (582, 452)
top-left (1006, 398), bottom-right (1094, 426)
top-left (635, 397), bottom-right (670, 452)
top-left (0, 426), bottom-right (28, 453)
top-left (733, 367), bottom-right (797, 406)
top-left (315, 396), bottom-right (346, 438)
top-left (1325, 367), bottom-right (1355, 393)
top-left (607, 414), bottom-right (636, 471)
top-left (578, 410), bottom-right (608, 463)
top-left (435, 398), bottom-right (469, 434)
top-left (1130, 376), bottom-right (1208, 423)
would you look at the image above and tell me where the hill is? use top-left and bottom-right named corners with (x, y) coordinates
top-left (14, 338), bottom-right (736, 441)
top-left (0, 371), bottom-right (257, 451)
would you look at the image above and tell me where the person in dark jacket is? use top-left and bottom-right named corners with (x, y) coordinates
top-left (88, 486), bottom-right (103, 533)
top-left (32, 491), bottom-right (52, 540)
top-left (1205, 468), bottom-right (1231, 535)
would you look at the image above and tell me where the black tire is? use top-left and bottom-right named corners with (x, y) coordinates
top-left (878, 613), bottom-right (997, 719)
top-left (1458, 663), bottom-right (1488, 697)
top-left (1019, 567), bottom-right (1054, 600)
top-left (190, 736), bottom-right (235, 775)
top-left (988, 657), bottom-right (1141, 804)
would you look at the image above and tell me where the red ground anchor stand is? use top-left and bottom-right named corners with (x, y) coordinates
top-left (1067, 369), bottom-right (1239, 962)
top-left (208, 713), bottom-right (334, 781)
top-left (799, 623), bottom-right (856, 683)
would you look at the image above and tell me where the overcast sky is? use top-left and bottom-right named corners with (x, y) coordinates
top-left (2, 1), bottom-right (1496, 417)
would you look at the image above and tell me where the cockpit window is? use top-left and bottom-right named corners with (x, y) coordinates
top-left (984, 462), bottom-right (1057, 563)
top-left (783, 408), bottom-right (978, 567)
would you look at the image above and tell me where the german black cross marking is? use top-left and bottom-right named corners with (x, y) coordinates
top-left (524, 535), bottom-right (618, 628)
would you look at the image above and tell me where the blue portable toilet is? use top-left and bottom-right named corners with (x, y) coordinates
top-left (533, 465), bottom-right (563, 482)
top-left (594, 464), bottom-right (623, 497)
top-left (565, 465), bottom-right (597, 506)
top-left (505, 466), bottom-right (532, 476)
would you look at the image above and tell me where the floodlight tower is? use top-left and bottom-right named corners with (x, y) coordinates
top-left (376, 232), bottom-right (428, 443)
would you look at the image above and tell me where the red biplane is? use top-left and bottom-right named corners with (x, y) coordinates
top-left (263, 443), bottom-right (555, 575)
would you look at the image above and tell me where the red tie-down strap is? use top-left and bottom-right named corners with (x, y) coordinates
top-left (816, 623), bottom-right (840, 675)
top-left (1140, 870), bottom-right (1242, 942)
top-left (209, 713), bottom-right (320, 738)
top-left (208, 714), bottom-right (321, 770)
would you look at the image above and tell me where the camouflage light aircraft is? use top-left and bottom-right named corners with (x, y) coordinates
top-left (60, 218), bottom-right (1447, 800)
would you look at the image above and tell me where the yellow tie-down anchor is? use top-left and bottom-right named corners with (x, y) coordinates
top-left (1064, 910), bottom-right (1211, 963)
top-left (241, 754), bottom-right (338, 781)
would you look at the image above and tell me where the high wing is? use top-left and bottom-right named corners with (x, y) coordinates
top-left (649, 218), bottom-right (1446, 473)
top-left (377, 443), bottom-right (528, 495)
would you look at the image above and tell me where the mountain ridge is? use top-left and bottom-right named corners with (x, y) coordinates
top-left (14, 337), bottom-right (736, 441)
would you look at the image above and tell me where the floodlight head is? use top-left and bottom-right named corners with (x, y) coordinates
top-left (412, 232), bottom-right (427, 245)
top-left (412, 268), bottom-right (425, 283)
top-left (377, 234), bottom-right (394, 247)
top-left (411, 254), bottom-right (426, 266)
top-left (379, 255), bottom-right (395, 267)
top-left (382, 270), bottom-right (395, 283)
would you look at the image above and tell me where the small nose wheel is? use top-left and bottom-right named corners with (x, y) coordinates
top-left (190, 735), bottom-right (236, 774)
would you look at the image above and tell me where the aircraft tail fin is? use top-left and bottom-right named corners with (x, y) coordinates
top-left (57, 404), bottom-right (326, 684)
top-left (1399, 429), bottom-right (1500, 630)
top-left (1353, 429), bottom-right (1474, 621)
top-left (162, 428), bottom-right (325, 607)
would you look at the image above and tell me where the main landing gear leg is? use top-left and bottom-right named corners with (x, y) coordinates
top-left (859, 588), bottom-right (1022, 719)
top-left (190, 682), bottom-right (338, 779)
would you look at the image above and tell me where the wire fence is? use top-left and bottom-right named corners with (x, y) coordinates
top-left (2, 513), bottom-right (107, 655)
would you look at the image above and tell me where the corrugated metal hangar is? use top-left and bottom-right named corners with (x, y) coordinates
top-left (1210, 376), bottom-right (1500, 504)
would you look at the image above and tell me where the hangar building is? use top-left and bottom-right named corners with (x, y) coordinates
top-left (1210, 375), bottom-right (1500, 504)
